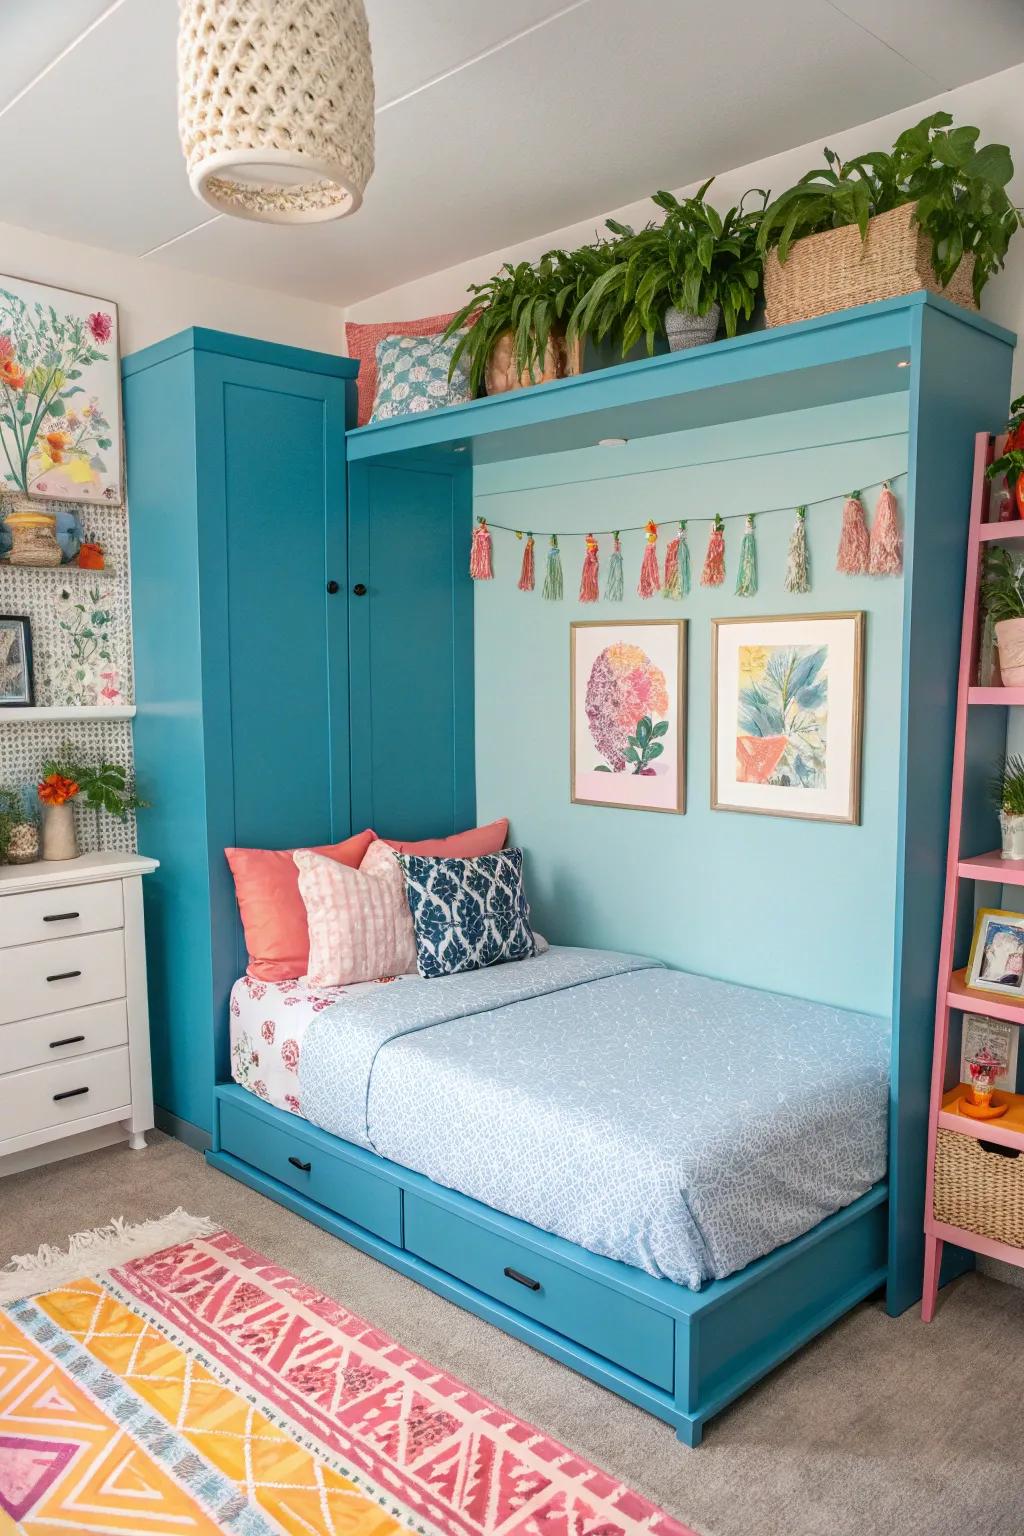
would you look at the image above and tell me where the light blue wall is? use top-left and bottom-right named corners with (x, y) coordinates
top-left (474, 394), bottom-right (908, 1017)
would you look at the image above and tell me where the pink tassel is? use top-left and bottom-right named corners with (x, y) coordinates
top-left (663, 535), bottom-right (680, 593)
top-left (701, 514), bottom-right (725, 586)
top-left (637, 520), bottom-right (661, 597)
top-left (579, 533), bottom-right (599, 602)
top-left (836, 494), bottom-right (869, 575)
top-left (470, 517), bottom-right (493, 580)
top-left (869, 482), bottom-right (902, 575)
top-left (517, 531), bottom-right (535, 592)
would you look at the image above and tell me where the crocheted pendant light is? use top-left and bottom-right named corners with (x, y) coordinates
top-left (178, 0), bottom-right (375, 224)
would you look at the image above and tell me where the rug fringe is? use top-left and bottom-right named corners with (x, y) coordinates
top-left (0, 1209), bottom-right (217, 1302)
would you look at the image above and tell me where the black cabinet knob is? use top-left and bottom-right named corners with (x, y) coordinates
top-left (326, 580), bottom-right (340, 594)
top-left (352, 583), bottom-right (367, 597)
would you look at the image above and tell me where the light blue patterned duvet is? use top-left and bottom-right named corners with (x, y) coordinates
top-left (299, 947), bottom-right (889, 1289)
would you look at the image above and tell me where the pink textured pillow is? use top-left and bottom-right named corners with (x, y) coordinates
top-left (294, 839), bottom-right (418, 986)
top-left (225, 829), bottom-right (375, 983)
top-left (347, 312), bottom-right (460, 427)
top-left (383, 819), bottom-right (509, 858)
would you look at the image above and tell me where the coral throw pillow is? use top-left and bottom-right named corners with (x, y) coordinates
top-left (346, 311), bottom-right (459, 427)
top-left (383, 819), bottom-right (508, 859)
top-left (294, 839), bottom-right (418, 987)
top-left (225, 829), bottom-right (375, 983)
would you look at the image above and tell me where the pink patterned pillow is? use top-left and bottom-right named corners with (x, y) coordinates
top-left (293, 839), bottom-right (417, 986)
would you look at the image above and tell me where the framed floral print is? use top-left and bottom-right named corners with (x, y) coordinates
top-left (0, 615), bottom-right (34, 706)
top-left (0, 274), bottom-right (121, 506)
top-left (712, 612), bottom-right (864, 823)
top-left (571, 619), bottom-right (686, 814)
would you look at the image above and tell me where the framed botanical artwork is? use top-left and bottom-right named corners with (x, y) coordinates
top-left (0, 615), bottom-right (34, 706)
top-left (0, 274), bottom-right (121, 506)
top-left (960, 1013), bottom-right (1019, 1093)
top-left (571, 619), bottom-right (686, 814)
top-left (966, 909), bottom-right (1024, 998)
top-left (712, 611), bottom-right (864, 823)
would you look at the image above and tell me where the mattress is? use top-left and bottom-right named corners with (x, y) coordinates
top-left (230, 948), bottom-right (890, 1290)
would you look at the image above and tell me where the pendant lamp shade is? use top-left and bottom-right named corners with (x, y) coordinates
top-left (177, 0), bottom-right (375, 224)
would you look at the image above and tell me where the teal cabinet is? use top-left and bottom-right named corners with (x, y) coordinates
top-left (124, 329), bottom-right (474, 1140)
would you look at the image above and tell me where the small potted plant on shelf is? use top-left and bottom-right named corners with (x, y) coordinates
top-left (0, 785), bottom-right (38, 864)
top-left (756, 112), bottom-right (1020, 327)
top-left (987, 395), bottom-right (1024, 521)
top-left (993, 753), bottom-right (1024, 860)
top-left (982, 547), bottom-right (1024, 686)
top-left (569, 180), bottom-right (766, 356)
top-left (38, 742), bottom-right (147, 861)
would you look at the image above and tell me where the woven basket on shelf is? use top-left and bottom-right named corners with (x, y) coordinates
top-left (763, 202), bottom-right (977, 328)
top-left (933, 1128), bottom-right (1024, 1248)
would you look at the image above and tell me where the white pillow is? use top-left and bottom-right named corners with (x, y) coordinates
top-left (294, 839), bottom-right (417, 986)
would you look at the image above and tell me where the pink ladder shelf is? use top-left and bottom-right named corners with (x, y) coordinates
top-left (923, 430), bottom-right (1024, 1318)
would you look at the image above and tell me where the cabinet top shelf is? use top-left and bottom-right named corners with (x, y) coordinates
top-left (0, 705), bottom-right (135, 723)
top-left (345, 292), bottom-right (1016, 471)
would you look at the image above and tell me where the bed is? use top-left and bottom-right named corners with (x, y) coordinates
top-left (229, 947), bottom-right (888, 1291)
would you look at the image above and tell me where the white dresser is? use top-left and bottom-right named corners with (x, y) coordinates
top-left (0, 852), bottom-right (158, 1170)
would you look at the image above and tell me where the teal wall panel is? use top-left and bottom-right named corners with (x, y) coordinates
top-left (473, 394), bottom-right (909, 1016)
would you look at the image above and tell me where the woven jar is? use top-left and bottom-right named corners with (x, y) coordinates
top-left (763, 202), bottom-right (977, 328)
top-left (177, 0), bottom-right (375, 223)
top-left (5, 497), bottom-right (62, 567)
top-left (485, 330), bottom-right (583, 395)
top-left (5, 819), bottom-right (39, 865)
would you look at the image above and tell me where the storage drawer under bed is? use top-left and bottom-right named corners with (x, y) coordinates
top-left (218, 1094), bottom-right (402, 1247)
top-left (404, 1191), bottom-right (675, 1391)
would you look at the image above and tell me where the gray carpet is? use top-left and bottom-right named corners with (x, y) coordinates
top-left (2, 1131), bottom-right (1021, 1536)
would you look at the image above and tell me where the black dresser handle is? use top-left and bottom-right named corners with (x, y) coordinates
top-left (49, 1035), bottom-right (86, 1049)
top-left (287, 1156), bottom-right (312, 1173)
top-left (43, 912), bottom-right (80, 923)
top-left (503, 1266), bottom-right (541, 1292)
top-left (46, 970), bottom-right (82, 982)
top-left (53, 1086), bottom-right (88, 1102)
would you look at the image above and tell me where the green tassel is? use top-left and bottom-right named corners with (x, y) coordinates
top-left (542, 534), bottom-right (563, 600)
top-left (605, 532), bottom-right (624, 601)
top-left (785, 506), bottom-right (810, 594)
top-left (735, 514), bottom-right (758, 597)
top-left (678, 521), bottom-right (691, 597)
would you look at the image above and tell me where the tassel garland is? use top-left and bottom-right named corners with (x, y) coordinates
top-left (638, 519), bottom-right (661, 597)
top-left (605, 532), bottom-right (624, 601)
top-left (579, 533), bottom-right (600, 602)
top-left (784, 506), bottom-right (810, 594)
top-left (469, 516), bottom-right (493, 580)
top-left (836, 493), bottom-right (869, 575)
top-left (663, 533), bottom-right (681, 599)
top-left (735, 514), bottom-right (758, 596)
top-left (701, 513), bottom-right (725, 587)
top-left (517, 531), bottom-right (535, 592)
top-left (869, 482), bottom-right (902, 575)
top-left (542, 534), bottom-right (563, 600)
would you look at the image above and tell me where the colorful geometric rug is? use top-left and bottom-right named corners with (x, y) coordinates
top-left (0, 1221), bottom-right (697, 1535)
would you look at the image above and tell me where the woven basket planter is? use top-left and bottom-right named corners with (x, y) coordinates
top-left (763, 202), bottom-right (977, 328)
top-left (933, 1128), bottom-right (1024, 1248)
top-left (485, 330), bottom-right (583, 395)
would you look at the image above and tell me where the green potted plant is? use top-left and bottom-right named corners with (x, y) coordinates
top-left (569, 180), bottom-right (766, 356)
top-left (38, 742), bottom-right (147, 861)
top-left (445, 248), bottom-right (594, 397)
top-left (993, 753), bottom-right (1024, 860)
top-left (986, 395), bottom-right (1024, 520)
top-left (982, 547), bottom-right (1024, 687)
top-left (0, 785), bottom-right (38, 864)
top-left (756, 111), bottom-right (1020, 327)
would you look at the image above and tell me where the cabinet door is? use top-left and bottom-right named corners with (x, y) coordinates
top-left (348, 462), bottom-right (475, 840)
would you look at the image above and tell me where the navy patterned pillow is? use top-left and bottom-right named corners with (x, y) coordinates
top-left (395, 847), bottom-right (536, 978)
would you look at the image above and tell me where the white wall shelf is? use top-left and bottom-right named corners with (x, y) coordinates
top-left (0, 706), bottom-right (136, 724)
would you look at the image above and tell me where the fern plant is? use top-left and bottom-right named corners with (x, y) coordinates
top-left (982, 547), bottom-right (1024, 623)
top-left (993, 754), bottom-right (1024, 816)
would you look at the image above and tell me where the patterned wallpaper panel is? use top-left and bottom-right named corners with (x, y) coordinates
top-left (0, 497), bottom-right (137, 854)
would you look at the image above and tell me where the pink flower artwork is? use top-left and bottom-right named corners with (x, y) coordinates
top-left (585, 642), bottom-right (669, 772)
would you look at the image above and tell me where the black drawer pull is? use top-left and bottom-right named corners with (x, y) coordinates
top-left (287, 1156), bottom-right (312, 1172)
top-left (352, 582), bottom-right (367, 596)
top-left (53, 1086), bottom-right (88, 1102)
top-left (979, 1139), bottom-right (1021, 1159)
top-left (43, 912), bottom-right (80, 923)
top-left (503, 1266), bottom-right (541, 1292)
top-left (49, 1035), bottom-right (86, 1049)
top-left (46, 970), bottom-right (82, 983)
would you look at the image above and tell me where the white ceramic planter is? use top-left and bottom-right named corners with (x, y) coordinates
top-left (995, 616), bottom-right (1024, 686)
top-left (1001, 810), bottom-right (1024, 861)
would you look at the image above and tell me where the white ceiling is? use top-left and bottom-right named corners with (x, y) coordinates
top-left (1, 0), bottom-right (1023, 309)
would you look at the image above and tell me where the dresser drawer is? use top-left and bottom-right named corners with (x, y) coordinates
top-left (0, 1045), bottom-right (131, 1141)
top-left (0, 930), bottom-right (125, 1025)
top-left (219, 1093), bottom-right (402, 1246)
top-left (0, 880), bottom-right (123, 949)
top-left (404, 1194), bottom-right (674, 1391)
top-left (0, 999), bottom-right (128, 1075)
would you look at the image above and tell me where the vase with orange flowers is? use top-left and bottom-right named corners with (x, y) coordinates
top-left (37, 772), bottom-right (80, 860)
top-left (38, 742), bottom-right (148, 861)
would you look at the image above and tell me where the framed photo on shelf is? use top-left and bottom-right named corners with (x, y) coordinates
top-left (966, 908), bottom-right (1024, 998)
top-left (0, 614), bottom-right (33, 706)
top-left (570, 619), bottom-right (686, 814)
top-left (711, 611), bottom-right (864, 823)
top-left (960, 1013), bottom-right (1019, 1093)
